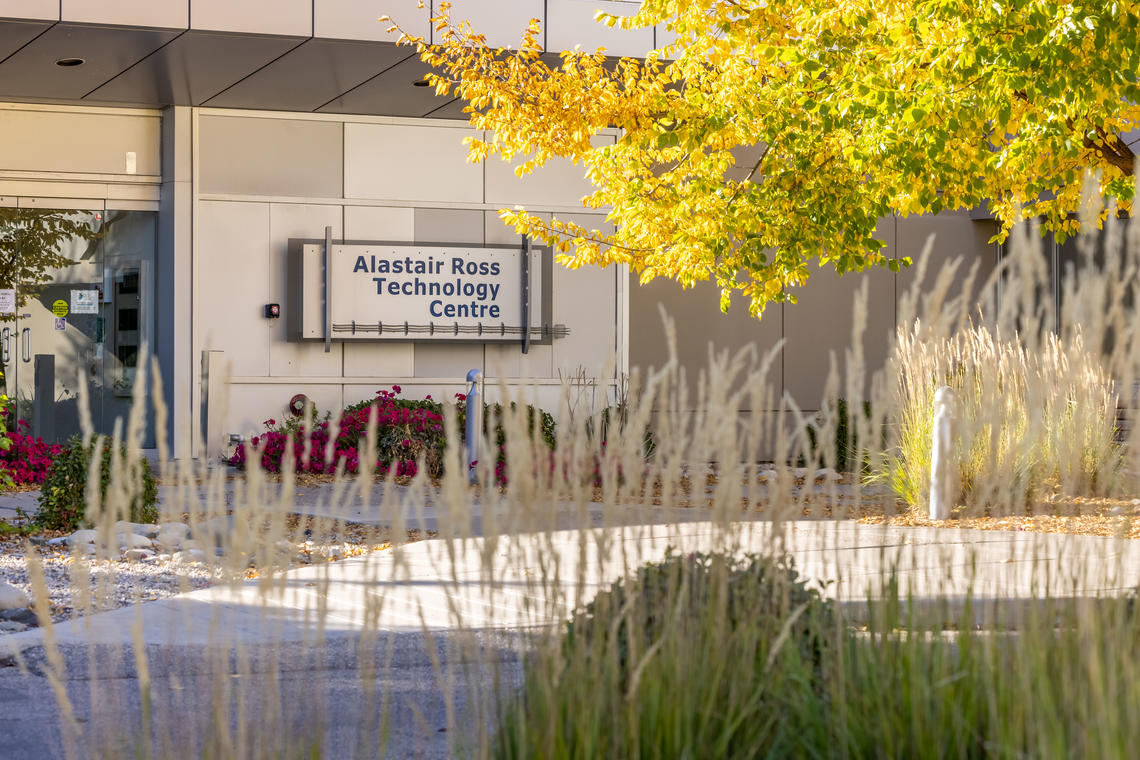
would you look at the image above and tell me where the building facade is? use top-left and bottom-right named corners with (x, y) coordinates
top-left (0, 1), bottom-right (1005, 460)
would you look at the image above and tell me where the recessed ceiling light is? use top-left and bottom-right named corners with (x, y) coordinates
top-left (55, 58), bottom-right (85, 67)
top-left (412, 80), bottom-right (430, 87)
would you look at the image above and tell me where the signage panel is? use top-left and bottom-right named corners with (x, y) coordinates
top-left (289, 241), bottom-right (559, 343)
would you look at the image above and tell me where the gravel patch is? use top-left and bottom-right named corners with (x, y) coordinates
top-left (0, 537), bottom-right (219, 628)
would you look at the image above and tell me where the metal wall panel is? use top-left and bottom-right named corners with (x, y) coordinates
top-left (485, 134), bottom-right (613, 208)
top-left (343, 122), bottom-right (481, 203)
top-left (441, 0), bottom-right (544, 49)
top-left (191, 0), bottom-right (311, 37)
top-left (268, 203), bottom-right (344, 377)
top-left (62, 0), bottom-right (188, 29)
top-left (315, 0), bottom-right (428, 42)
top-left (197, 201), bottom-right (272, 376)
top-left (0, 107), bottom-right (160, 175)
top-left (546, 0), bottom-right (653, 58)
top-left (0, 0), bottom-right (58, 20)
top-left (199, 115), bottom-right (343, 198)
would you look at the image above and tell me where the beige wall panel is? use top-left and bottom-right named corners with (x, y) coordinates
top-left (552, 263), bottom-right (617, 378)
top-left (0, 109), bottom-right (159, 175)
top-left (192, 0), bottom-right (311, 36)
top-left (629, 277), bottom-right (783, 410)
top-left (316, 0), bottom-right (429, 41)
top-left (550, 213), bottom-right (618, 378)
top-left (345, 205), bottom-right (415, 241)
top-left (269, 203), bottom-right (344, 377)
top-left (342, 204), bottom-right (415, 377)
top-left (547, 0), bottom-right (654, 57)
top-left (198, 201), bottom-right (272, 376)
top-left (485, 134), bottom-right (613, 208)
top-left (414, 344), bottom-right (485, 378)
top-left (342, 345), bottom-right (416, 378)
top-left (63, 0), bottom-right (188, 28)
top-left (484, 210), bottom-right (553, 378)
top-left (344, 123), bottom-right (482, 204)
top-left (896, 211), bottom-right (998, 323)
top-left (200, 116), bottom-right (343, 198)
top-left (414, 206), bottom-right (483, 244)
top-left (782, 261), bottom-right (895, 412)
top-left (224, 383), bottom-right (344, 438)
top-left (0, 1), bottom-right (57, 20)
top-left (442, 0), bottom-right (544, 49)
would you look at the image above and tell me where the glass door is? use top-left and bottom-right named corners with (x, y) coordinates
top-left (0, 204), bottom-right (155, 447)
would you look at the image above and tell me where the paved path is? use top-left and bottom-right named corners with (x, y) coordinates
top-left (4, 475), bottom-right (1140, 758)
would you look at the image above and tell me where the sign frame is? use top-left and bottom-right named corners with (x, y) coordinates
top-left (286, 236), bottom-right (562, 348)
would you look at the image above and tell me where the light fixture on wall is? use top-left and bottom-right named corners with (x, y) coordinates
top-left (55, 58), bottom-right (85, 67)
top-left (412, 79), bottom-right (430, 87)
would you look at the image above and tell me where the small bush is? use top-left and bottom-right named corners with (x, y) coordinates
top-left (36, 436), bottom-right (159, 531)
top-left (496, 551), bottom-right (833, 758)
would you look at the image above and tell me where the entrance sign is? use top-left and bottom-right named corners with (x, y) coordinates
top-left (0, 290), bottom-right (14, 314)
top-left (71, 289), bottom-right (99, 314)
top-left (288, 239), bottom-right (565, 345)
top-left (51, 300), bottom-right (68, 318)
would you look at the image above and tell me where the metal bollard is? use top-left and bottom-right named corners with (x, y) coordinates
top-left (465, 369), bottom-right (483, 483)
top-left (929, 385), bottom-right (957, 520)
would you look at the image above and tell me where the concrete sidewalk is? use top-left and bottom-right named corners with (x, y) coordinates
top-left (1, 517), bottom-right (1138, 758)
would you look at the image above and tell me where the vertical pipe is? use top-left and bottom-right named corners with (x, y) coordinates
top-left (324, 225), bottom-right (332, 353)
top-left (465, 368), bottom-right (483, 483)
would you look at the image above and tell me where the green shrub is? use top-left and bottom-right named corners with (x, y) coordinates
top-left (496, 551), bottom-right (833, 758)
top-left (36, 436), bottom-right (158, 531)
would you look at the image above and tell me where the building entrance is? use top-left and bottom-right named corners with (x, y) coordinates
top-left (0, 203), bottom-right (155, 447)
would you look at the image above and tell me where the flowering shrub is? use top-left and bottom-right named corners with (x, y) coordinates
top-left (229, 387), bottom-right (562, 485)
top-left (0, 421), bottom-right (62, 486)
top-left (229, 386), bottom-right (448, 478)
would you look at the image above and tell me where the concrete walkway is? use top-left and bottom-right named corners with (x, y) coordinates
top-left (3, 480), bottom-right (1140, 758)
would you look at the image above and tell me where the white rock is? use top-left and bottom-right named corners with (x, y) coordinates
top-left (0, 581), bottom-right (31, 611)
top-left (814, 468), bottom-right (843, 482)
top-left (117, 533), bottom-right (153, 550)
top-left (124, 548), bottom-right (156, 562)
top-left (68, 529), bottom-right (99, 546)
top-left (0, 620), bottom-right (27, 633)
top-left (172, 549), bottom-right (207, 564)
top-left (155, 523), bottom-right (190, 551)
top-left (114, 521), bottom-right (158, 537)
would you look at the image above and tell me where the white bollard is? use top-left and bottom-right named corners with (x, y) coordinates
top-left (929, 385), bottom-right (957, 521)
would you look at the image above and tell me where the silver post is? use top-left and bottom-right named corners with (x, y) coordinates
top-left (465, 369), bottom-right (483, 483)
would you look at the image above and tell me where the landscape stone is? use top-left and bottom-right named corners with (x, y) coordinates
top-left (124, 548), bottom-right (156, 562)
top-left (0, 620), bottom-right (27, 633)
top-left (68, 529), bottom-right (99, 545)
top-left (0, 607), bottom-right (37, 626)
top-left (0, 583), bottom-right (30, 610)
top-left (117, 533), bottom-right (153, 550)
top-left (114, 521), bottom-right (159, 537)
top-left (192, 515), bottom-right (234, 547)
top-left (0, 582), bottom-right (31, 611)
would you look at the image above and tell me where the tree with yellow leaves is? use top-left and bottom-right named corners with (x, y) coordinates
top-left (396, 1), bottom-right (1139, 315)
